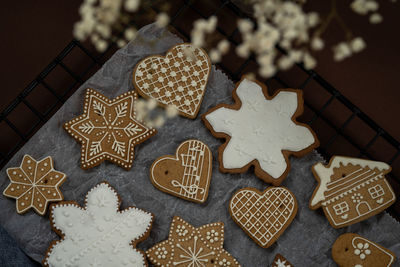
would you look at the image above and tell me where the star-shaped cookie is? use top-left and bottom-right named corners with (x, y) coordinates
top-left (202, 77), bottom-right (319, 185)
top-left (3, 155), bottom-right (66, 215)
top-left (64, 89), bottom-right (156, 170)
top-left (146, 216), bottom-right (241, 267)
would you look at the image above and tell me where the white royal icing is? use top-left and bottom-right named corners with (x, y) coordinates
top-left (45, 183), bottom-right (153, 267)
top-left (351, 236), bottom-right (395, 266)
top-left (205, 78), bottom-right (315, 179)
top-left (310, 156), bottom-right (390, 207)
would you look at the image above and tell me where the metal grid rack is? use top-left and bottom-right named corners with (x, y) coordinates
top-left (1, 0), bottom-right (399, 222)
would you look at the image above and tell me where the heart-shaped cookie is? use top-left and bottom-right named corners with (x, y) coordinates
top-left (229, 187), bottom-right (298, 248)
top-left (150, 139), bottom-right (212, 203)
top-left (133, 43), bottom-right (211, 119)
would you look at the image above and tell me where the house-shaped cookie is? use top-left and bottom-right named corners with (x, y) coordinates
top-left (309, 156), bottom-right (396, 228)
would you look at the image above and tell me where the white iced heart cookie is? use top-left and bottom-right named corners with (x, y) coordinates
top-left (43, 182), bottom-right (153, 267)
top-left (133, 43), bottom-right (211, 119)
top-left (203, 77), bottom-right (319, 185)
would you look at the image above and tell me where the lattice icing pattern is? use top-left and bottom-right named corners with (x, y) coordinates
top-left (133, 43), bottom-right (211, 118)
top-left (229, 187), bottom-right (297, 248)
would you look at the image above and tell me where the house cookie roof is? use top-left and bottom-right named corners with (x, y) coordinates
top-left (310, 156), bottom-right (390, 208)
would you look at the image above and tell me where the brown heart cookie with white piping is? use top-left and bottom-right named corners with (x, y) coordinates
top-left (132, 43), bottom-right (211, 119)
top-left (229, 187), bottom-right (297, 248)
top-left (150, 139), bottom-right (212, 203)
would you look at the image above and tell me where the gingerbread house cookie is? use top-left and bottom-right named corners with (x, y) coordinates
top-left (309, 156), bottom-right (396, 228)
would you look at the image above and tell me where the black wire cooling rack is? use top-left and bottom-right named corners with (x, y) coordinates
top-left (1, 0), bottom-right (399, 220)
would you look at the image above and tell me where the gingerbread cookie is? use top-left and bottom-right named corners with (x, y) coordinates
top-left (202, 77), bottom-right (319, 186)
top-left (150, 139), bottom-right (212, 203)
top-left (146, 216), bottom-right (241, 267)
top-left (272, 254), bottom-right (294, 267)
top-left (309, 156), bottom-right (396, 228)
top-left (332, 233), bottom-right (396, 267)
top-left (133, 43), bottom-right (211, 119)
top-left (64, 89), bottom-right (156, 170)
top-left (229, 187), bottom-right (297, 248)
top-left (3, 155), bottom-right (66, 215)
top-left (44, 182), bottom-right (154, 267)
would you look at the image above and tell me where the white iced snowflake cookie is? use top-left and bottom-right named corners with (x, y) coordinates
top-left (43, 182), bottom-right (153, 267)
top-left (202, 77), bottom-right (319, 185)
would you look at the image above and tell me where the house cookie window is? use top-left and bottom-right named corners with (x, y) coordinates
top-left (368, 184), bottom-right (384, 199)
top-left (333, 201), bottom-right (349, 215)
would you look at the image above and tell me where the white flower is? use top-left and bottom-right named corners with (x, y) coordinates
top-left (278, 55), bottom-right (294, 70)
top-left (307, 12), bottom-right (320, 27)
top-left (217, 39), bottom-right (230, 54)
top-left (311, 37), bottom-right (324, 50)
top-left (351, 0), bottom-right (378, 15)
top-left (210, 49), bottom-right (222, 63)
top-left (125, 0), bottom-right (140, 12)
top-left (155, 12), bottom-right (169, 28)
top-left (333, 42), bottom-right (352, 61)
top-left (259, 65), bottom-right (276, 78)
top-left (236, 43), bottom-right (250, 58)
top-left (369, 13), bottom-right (383, 24)
top-left (153, 116), bottom-right (165, 128)
top-left (238, 19), bottom-right (254, 33)
top-left (350, 37), bottom-right (366, 53)
top-left (191, 29), bottom-right (204, 47)
top-left (95, 39), bottom-right (108, 52)
top-left (124, 28), bottom-right (137, 40)
top-left (205, 16), bottom-right (218, 32)
top-left (117, 39), bottom-right (126, 48)
top-left (303, 52), bottom-right (316, 69)
top-left (354, 242), bottom-right (371, 260)
top-left (147, 99), bottom-right (157, 110)
top-left (166, 105), bottom-right (178, 118)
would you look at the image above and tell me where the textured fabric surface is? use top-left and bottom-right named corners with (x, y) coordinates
top-left (0, 24), bottom-right (399, 266)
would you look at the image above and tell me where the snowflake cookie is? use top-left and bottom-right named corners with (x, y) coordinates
top-left (202, 77), bottom-right (319, 185)
top-left (3, 155), bottom-right (66, 215)
top-left (146, 216), bottom-right (241, 267)
top-left (272, 254), bottom-right (293, 267)
top-left (133, 43), bottom-right (211, 119)
top-left (43, 182), bottom-right (154, 267)
top-left (332, 233), bottom-right (396, 267)
top-left (64, 89), bottom-right (156, 170)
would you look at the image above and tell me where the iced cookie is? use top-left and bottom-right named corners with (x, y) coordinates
top-left (229, 187), bottom-right (297, 248)
top-left (133, 43), bottom-right (211, 119)
top-left (146, 216), bottom-right (241, 267)
top-left (332, 233), bottom-right (396, 267)
top-left (309, 156), bottom-right (396, 228)
top-left (150, 139), bottom-right (212, 203)
top-left (43, 182), bottom-right (154, 267)
top-left (3, 155), bottom-right (66, 215)
top-left (272, 254), bottom-right (294, 267)
top-left (64, 89), bottom-right (156, 170)
top-left (202, 77), bottom-right (319, 185)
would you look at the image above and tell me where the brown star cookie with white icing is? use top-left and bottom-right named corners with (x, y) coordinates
top-left (64, 89), bottom-right (156, 170)
top-left (146, 216), bottom-right (241, 267)
top-left (3, 154), bottom-right (66, 215)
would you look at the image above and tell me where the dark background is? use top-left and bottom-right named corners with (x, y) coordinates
top-left (0, 1), bottom-right (399, 205)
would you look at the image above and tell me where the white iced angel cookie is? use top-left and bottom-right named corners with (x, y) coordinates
top-left (43, 182), bottom-right (153, 267)
top-left (202, 77), bottom-right (319, 185)
top-left (133, 43), bottom-right (211, 119)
